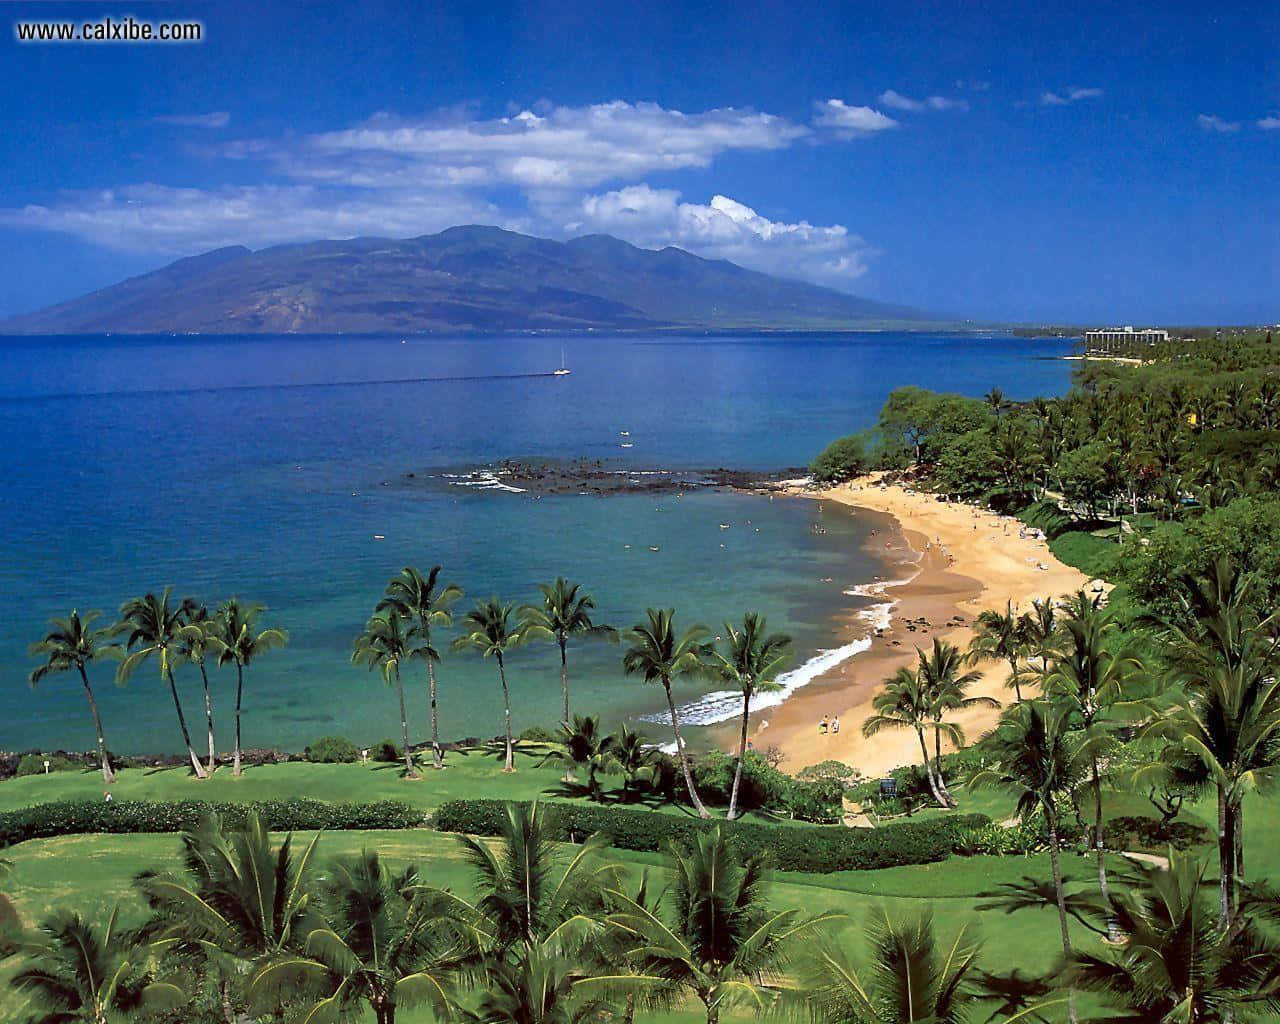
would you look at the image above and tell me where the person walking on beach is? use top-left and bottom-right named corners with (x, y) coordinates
top-left (819, 715), bottom-right (828, 735)
top-left (831, 715), bottom-right (840, 735)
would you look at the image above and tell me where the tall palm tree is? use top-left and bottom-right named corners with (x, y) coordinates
top-left (797, 909), bottom-right (999, 1024)
top-left (29, 609), bottom-right (120, 784)
top-left (705, 612), bottom-right (792, 820)
top-left (974, 701), bottom-right (1088, 1024)
top-left (136, 810), bottom-right (319, 1022)
top-left (543, 715), bottom-right (616, 801)
top-left (378, 566), bottom-right (463, 770)
top-left (115, 589), bottom-right (208, 779)
top-left (1020, 597), bottom-right (1062, 677)
top-left (917, 637), bottom-right (997, 806)
top-left (1043, 592), bottom-right (1144, 936)
top-left (602, 826), bottom-right (839, 1024)
top-left (208, 597), bottom-right (287, 777)
top-left (622, 608), bottom-right (713, 819)
top-left (862, 666), bottom-right (950, 809)
top-left (519, 578), bottom-right (616, 725)
top-left (353, 611), bottom-right (427, 780)
top-left (452, 598), bottom-right (524, 773)
top-left (971, 601), bottom-right (1028, 702)
top-left (1066, 852), bottom-right (1280, 1024)
top-left (174, 604), bottom-right (219, 774)
top-left (254, 851), bottom-right (472, 1024)
top-left (12, 907), bottom-right (183, 1024)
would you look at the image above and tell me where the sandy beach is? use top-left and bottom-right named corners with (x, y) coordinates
top-left (721, 475), bottom-right (1098, 779)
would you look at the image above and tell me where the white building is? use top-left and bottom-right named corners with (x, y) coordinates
top-left (1083, 325), bottom-right (1169, 352)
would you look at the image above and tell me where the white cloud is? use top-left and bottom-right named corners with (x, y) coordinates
top-left (1041, 87), bottom-right (1104, 106)
top-left (1198, 113), bottom-right (1241, 133)
top-left (152, 111), bottom-right (230, 128)
top-left (233, 101), bottom-right (808, 190)
top-left (563, 184), bottom-right (871, 287)
top-left (813, 99), bottom-right (898, 138)
top-left (878, 89), bottom-right (968, 112)
top-left (1257, 115), bottom-right (1280, 130)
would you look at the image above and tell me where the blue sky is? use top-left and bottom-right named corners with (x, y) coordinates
top-left (1, 0), bottom-right (1277, 323)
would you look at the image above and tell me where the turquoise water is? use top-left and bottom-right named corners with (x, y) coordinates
top-left (0, 333), bottom-right (1073, 754)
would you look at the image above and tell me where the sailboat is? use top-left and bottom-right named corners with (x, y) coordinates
top-left (553, 347), bottom-right (571, 376)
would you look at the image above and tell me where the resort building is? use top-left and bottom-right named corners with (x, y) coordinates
top-left (1083, 326), bottom-right (1170, 353)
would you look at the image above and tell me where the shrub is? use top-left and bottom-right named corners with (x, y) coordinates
top-left (796, 759), bottom-right (860, 786)
top-left (16, 754), bottom-right (79, 777)
top-left (304, 735), bottom-right (359, 764)
top-left (517, 725), bottom-right (558, 743)
top-left (785, 778), bottom-right (845, 824)
top-left (1105, 814), bottom-right (1209, 853)
top-left (432, 798), bottom-right (989, 874)
top-left (811, 434), bottom-right (868, 483)
top-left (372, 739), bottom-right (401, 763)
top-left (690, 751), bottom-right (789, 812)
top-left (0, 798), bottom-right (427, 848)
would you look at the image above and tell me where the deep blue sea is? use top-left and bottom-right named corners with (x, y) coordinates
top-left (0, 332), bottom-right (1074, 755)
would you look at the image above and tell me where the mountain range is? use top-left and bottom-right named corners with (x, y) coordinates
top-left (1, 226), bottom-right (936, 334)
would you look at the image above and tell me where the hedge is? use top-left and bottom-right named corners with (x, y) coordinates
top-left (432, 799), bottom-right (989, 874)
top-left (0, 798), bottom-right (427, 848)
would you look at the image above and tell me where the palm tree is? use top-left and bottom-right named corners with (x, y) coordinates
top-left (452, 598), bottom-right (524, 773)
top-left (254, 850), bottom-right (472, 1024)
top-left (378, 566), bottom-right (463, 770)
top-left (1020, 597), bottom-right (1062, 676)
top-left (622, 608), bottom-right (713, 819)
top-left (1066, 852), bottom-right (1280, 1024)
top-left (1043, 592), bottom-right (1144, 936)
top-left (519, 578), bottom-right (616, 725)
top-left (611, 724), bottom-right (658, 800)
top-left (984, 387), bottom-right (1007, 417)
top-left (115, 589), bottom-right (208, 779)
top-left (136, 810), bottom-right (319, 1022)
top-left (174, 604), bottom-right (219, 773)
top-left (473, 941), bottom-right (611, 1024)
top-left (208, 597), bottom-right (287, 777)
top-left (798, 909), bottom-right (1000, 1024)
top-left (353, 611), bottom-right (427, 779)
top-left (602, 826), bottom-right (839, 1024)
top-left (29, 609), bottom-right (120, 784)
top-left (863, 666), bottom-right (950, 809)
top-left (705, 612), bottom-right (792, 820)
top-left (13, 907), bottom-right (183, 1024)
top-left (543, 715), bottom-right (616, 801)
top-left (971, 601), bottom-right (1028, 702)
top-left (974, 701), bottom-right (1088, 1023)
top-left (917, 637), bottom-right (997, 805)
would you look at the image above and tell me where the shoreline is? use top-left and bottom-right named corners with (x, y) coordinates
top-left (710, 475), bottom-right (1097, 778)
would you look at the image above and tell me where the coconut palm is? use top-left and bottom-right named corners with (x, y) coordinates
top-left (1043, 592), bottom-right (1144, 936)
top-left (705, 612), bottom-right (792, 820)
top-left (115, 589), bottom-right (208, 779)
top-left (1066, 852), bottom-right (1280, 1024)
top-left (543, 715), bottom-right (616, 801)
top-left (208, 597), bottom-right (287, 777)
top-left (797, 909), bottom-right (999, 1024)
top-left (378, 566), bottom-right (463, 770)
top-left (473, 941), bottom-right (612, 1024)
top-left (253, 850), bottom-right (473, 1024)
top-left (519, 578), bottom-right (616, 725)
top-left (1020, 597), bottom-right (1063, 676)
top-left (174, 604), bottom-right (219, 773)
top-left (622, 608), bottom-right (713, 819)
top-left (611, 724), bottom-right (658, 800)
top-left (971, 601), bottom-right (1028, 702)
top-left (136, 810), bottom-right (319, 1021)
top-left (973, 701), bottom-right (1089, 1022)
top-left (863, 666), bottom-right (950, 809)
top-left (452, 598), bottom-right (524, 773)
top-left (29, 609), bottom-right (121, 784)
top-left (353, 611), bottom-right (427, 779)
top-left (12, 907), bottom-right (183, 1024)
top-left (917, 637), bottom-right (997, 806)
top-left (602, 826), bottom-right (839, 1024)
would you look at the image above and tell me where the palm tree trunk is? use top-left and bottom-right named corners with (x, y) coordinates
top-left (199, 662), bottom-right (216, 772)
top-left (76, 664), bottom-right (115, 784)
top-left (663, 678), bottom-right (710, 819)
top-left (560, 637), bottom-right (570, 724)
top-left (933, 725), bottom-right (957, 807)
top-left (1009, 656), bottom-right (1023, 702)
top-left (916, 729), bottom-right (948, 808)
top-left (1217, 786), bottom-right (1231, 927)
top-left (427, 659), bottom-right (443, 769)
top-left (394, 666), bottom-right (418, 779)
top-left (167, 668), bottom-right (208, 779)
top-left (233, 663), bottom-right (244, 777)
top-left (1221, 793), bottom-right (1240, 926)
top-left (1046, 804), bottom-right (1078, 1024)
top-left (1091, 753), bottom-right (1118, 941)
top-left (497, 653), bottom-right (514, 773)
top-left (728, 688), bottom-right (751, 821)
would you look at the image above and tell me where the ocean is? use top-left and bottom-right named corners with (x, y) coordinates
top-left (0, 332), bottom-right (1074, 755)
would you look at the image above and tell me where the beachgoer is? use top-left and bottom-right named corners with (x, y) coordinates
top-left (832, 715), bottom-right (840, 735)
top-left (103, 791), bottom-right (113, 803)
top-left (819, 716), bottom-right (828, 735)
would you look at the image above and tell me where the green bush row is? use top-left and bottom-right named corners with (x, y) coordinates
top-left (0, 798), bottom-right (427, 848)
top-left (432, 798), bottom-right (990, 873)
